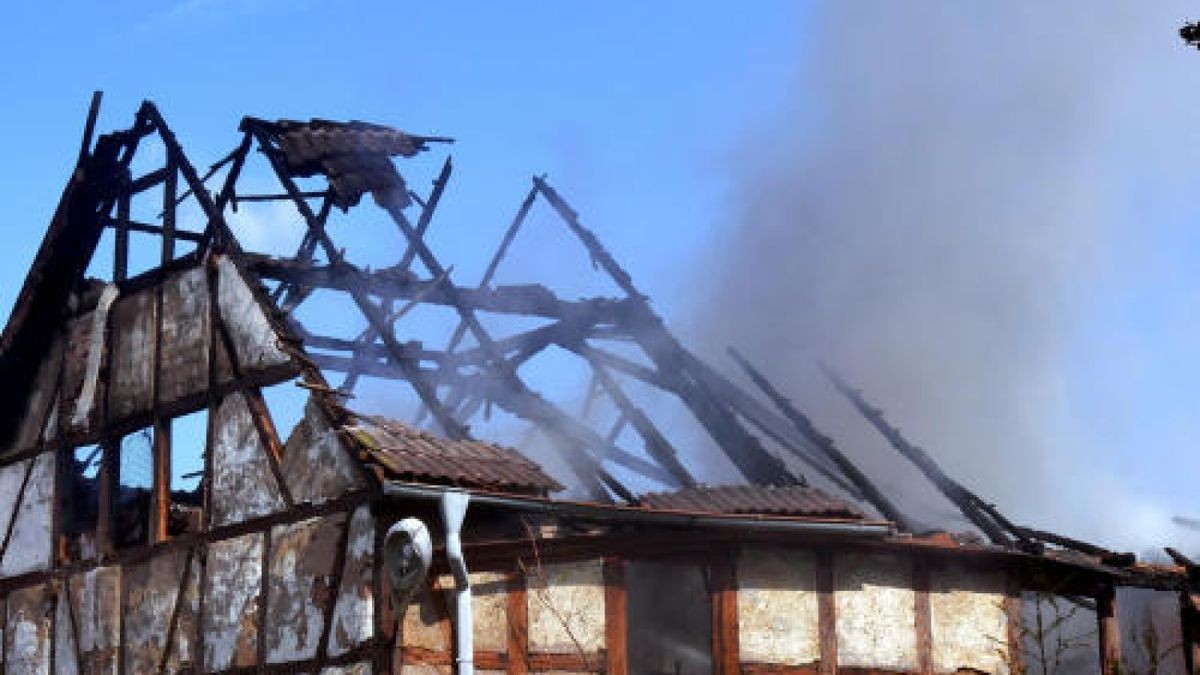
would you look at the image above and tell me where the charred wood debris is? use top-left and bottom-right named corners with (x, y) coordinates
top-left (0, 92), bottom-right (1180, 587)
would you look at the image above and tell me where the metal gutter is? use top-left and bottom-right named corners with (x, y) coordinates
top-left (382, 482), bottom-right (894, 537)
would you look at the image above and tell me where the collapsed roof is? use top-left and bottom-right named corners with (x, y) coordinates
top-left (0, 94), bottom-right (1149, 572)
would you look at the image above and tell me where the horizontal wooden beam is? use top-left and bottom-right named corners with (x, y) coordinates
top-left (238, 252), bottom-right (632, 322)
top-left (101, 216), bottom-right (205, 242)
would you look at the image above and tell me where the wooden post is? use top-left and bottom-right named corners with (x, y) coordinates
top-left (816, 550), bottom-right (838, 675)
top-left (161, 161), bottom-right (177, 264)
top-left (114, 191), bottom-right (130, 282)
top-left (96, 440), bottom-right (117, 558)
top-left (1097, 584), bottom-right (1121, 675)
top-left (603, 557), bottom-right (627, 675)
top-left (914, 560), bottom-right (934, 675)
top-left (507, 571), bottom-right (529, 675)
top-left (1004, 583), bottom-right (1026, 675)
top-left (1181, 591), bottom-right (1200, 675)
top-left (710, 550), bottom-right (740, 675)
top-left (149, 419), bottom-right (170, 543)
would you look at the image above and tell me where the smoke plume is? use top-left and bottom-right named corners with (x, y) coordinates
top-left (691, 3), bottom-right (1200, 549)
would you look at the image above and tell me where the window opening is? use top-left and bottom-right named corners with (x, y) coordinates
top-left (114, 427), bottom-right (153, 548)
top-left (65, 443), bottom-right (102, 560)
top-left (169, 409), bottom-right (207, 536)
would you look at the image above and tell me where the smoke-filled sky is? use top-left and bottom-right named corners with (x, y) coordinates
top-left (696, 4), bottom-right (1200, 551)
top-left (2, 3), bottom-right (1200, 551)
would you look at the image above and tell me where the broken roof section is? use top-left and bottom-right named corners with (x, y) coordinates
top-left (342, 411), bottom-right (563, 495)
top-left (0, 94), bottom-right (1144, 568)
top-left (256, 118), bottom-right (451, 209)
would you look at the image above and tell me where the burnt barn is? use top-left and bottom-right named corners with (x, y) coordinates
top-left (0, 94), bottom-right (1193, 675)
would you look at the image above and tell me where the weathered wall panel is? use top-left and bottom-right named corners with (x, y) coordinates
top-left (465, 572), bottom-right (509, 653)
top-left (834, 552), bottom-right (918, 670)
top-left (930, 564), bottom-right (1010, 674)
top-left (53, 591), bottom-right (76, 675)
top-left (527, 559), bottom-right (606, 655)
top-left (429, 566), bottom-right (508, 653)
top-left (737, 546), bottom-right (820, 665)
top-left (159, 266), bottom-right (211, 407)
top-left (0, 459), bottom-right (31, 555)
top-left (6, 584), bottom-right (51, 675)
top-left (202, 532), bottom-right (264, 671)
top-left (2, 336), bottom-right (62, 457)
top-left (1, 452), bottom-right (55, 577)
top-left (63, 311), bottom-right (103, 441)
top-left (282, 397), bottom-right (364, 506)
top-left (329, 506), bottom-right (374, 657)
top-left (69, 565), bottom-right (121, 675)
top-left (211, 392), bottom-right (286, 527)
top-left (165, 551), bottom-right (203, 673)
top-left (216, 255), bottom-right (291, 373)
top-left (107, 288), bottom-right (156, 423)
top-left (124, 550), bottom-right (191, 674)
top-left (265, 514), bottom-right (344, 663)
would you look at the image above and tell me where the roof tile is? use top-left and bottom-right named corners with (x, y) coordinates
top-left (345, 413), bottom-right (563, 495)
top-left (638, 484), bottom-right (865, 519)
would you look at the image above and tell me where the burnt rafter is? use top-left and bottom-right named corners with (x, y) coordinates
top-left (31, 98), bottom-right (1037, 520)
top-left (220, 115), bottom-right (882, 500)
top-left (822, 366), bottom-right (1136, 562)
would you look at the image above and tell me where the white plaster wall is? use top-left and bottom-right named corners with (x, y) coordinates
top-left (437, 571), bottom-right (509, 653)
top-left (834, 552), bottom-right (917, 670)
top-left (527, 559), bottom-right (606, 654)
top-left (737, 546), bottom-right (820, 665)
top-left (930, 564), bottom-right (1010, 674)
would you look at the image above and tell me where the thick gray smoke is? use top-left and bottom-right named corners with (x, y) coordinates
top-left (691, 4), bottom-right (1200, 549)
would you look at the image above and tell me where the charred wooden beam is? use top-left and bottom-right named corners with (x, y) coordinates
top-left (272, 193), bottom-right (334, 310)
top-left (368, 181), bottom-right (633, 501)
top-left (444, 183), bottom-right (538, 354)
top-left (396, 156), bottom-right (453, 273)
top-left (77, 91), bottom-right (103, 163)
top-left (681, 352), bottom-right (855, 492)
top-left (1022, 526), bottom-right (1134, 566)
top-left (822, 365), bottom-right (1015, 546)
top-left (100, 216), bottom-right (205, 243)
top-left (248, 129), bottom-right (468, 440)
top-left (564, 342), bottom-right (672, 392)
top-left (161, 160), bottom-right (178, 263)
top-left (581, 356), bottom-right (695, 489)
top-left (128, 166), bottom-right (170, 194)
top-left (159, 137), bottom-right (244, 219)
top-left (535, 177), bottom-right (800, 487)
top-left (140, 102), bottom-right (243, 253)
top-left (114, 190), bottom-right (130, 282)
top-left (309, 347), bottom-right (677, 487)
top-left (414, 183), bottom-right (539, 424)
top-left (342, 158), bottom-right (454, 393)
top-left (241, 252), bottom-right (632, 322)
top-left (232, 190), bottom-right (326, 203)
top-left (728, 347), bottom-right (912, 530)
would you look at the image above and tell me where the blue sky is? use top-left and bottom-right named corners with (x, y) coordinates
top-left (0, 1), bottom-right (807, 311)
top-left (4, 3), bottom-right (1200, 549)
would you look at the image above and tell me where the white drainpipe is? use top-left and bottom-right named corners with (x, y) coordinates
top-left (441, 490), bottom-right (473, 675)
